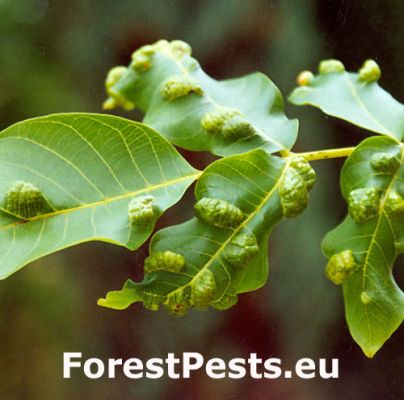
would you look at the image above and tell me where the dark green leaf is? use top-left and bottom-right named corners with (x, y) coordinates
top-left (99, 150), bottom-right (316, 313)
top-left (322, 136), bottom-right (404, 357)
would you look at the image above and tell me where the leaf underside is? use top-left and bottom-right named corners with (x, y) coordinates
top-left (289, 70), bottom-right (404, 141)
top-left (106, 40), bottom-right (298, 156)
top-left (0, 113), bottom-right (198, 279)
top-left (322, 136), bottom-right (404, 357)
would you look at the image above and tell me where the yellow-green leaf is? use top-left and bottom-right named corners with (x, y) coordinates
top-left (0, 114), bottom-right (199, 278)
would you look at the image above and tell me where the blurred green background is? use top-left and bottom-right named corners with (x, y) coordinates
top-left (0, 0), bottom-right (403, 399)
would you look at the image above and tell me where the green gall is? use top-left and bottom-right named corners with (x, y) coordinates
top-left (164, 289), bottom-right (191, 316)
top-left (358, 59), bottom-right (381, 83)
top-left (385, 190), bottom-right (404, 215)
top-left (142, 293), bottom-right (164, 311)
top-left (132, 53), bottom-right (151, 71)
top-left (318, 59), bottom-right (345, 74)
top-left (191, 269), bottom-right (216, 309)
top-left (296, 70), bottom-right (314, 86)
top-left (105, 66), bottom-right (127, 89)
top-left (153, 39), bottom-right (192, 59)
top-left (103, 66), bottom-right (135, 111)
top-left (140, 44), bottom-right (155, 55)
top-left (370, 152), bottom-right (401, 173)
top-left (170, 40), bottom-right (192, 58)
top-left (212, 294), bottom-right (238, 310)
top-left (194, 197), bottom-right (245, 228)
top-left (161, 75), bottom-right (203, 101)
top-left (153, 39), bottom-right (170, 52)
top-left (222, 115), bottom-right (256, 140)
top-left (360, 291), bottom-right (372, 305)
top-left (289, 157), bottom-right (316, 190)
top-left (164, 287), bottom-right (191, 317)
top-left (128, 195), bottom-right (155, 225)
top-left (144, 251), bottom-right (186, 274)
top-left (224, 232), bottom-right (259, 267)
top-left (131, 45), bottom-right (155, 72)
top-left (348, 188), bottom-right (381, 223)
top-left (201, 108), bottom-right (240, 134)
top-left (102, 98), bottom-right (119, 110)
top-left (4, 181), bottom-right (47, 219)
top-left (279, 168), bottom-right (309, 218)
top-left (325, 249), bottom-right (357, 285)
top-left (202, 108), bottom-right (256, 140)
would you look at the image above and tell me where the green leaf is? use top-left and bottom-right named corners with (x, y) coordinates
top-left (99, 150), bottom-right (316, 314)
top-left (289, 61), bottom-right (404, 141)
top-left (104, 40), bottom-right (298, 157)
top-left (322, 136), bottom-right (404, 357)
top-left (0, 113), bottom-right (199, 279)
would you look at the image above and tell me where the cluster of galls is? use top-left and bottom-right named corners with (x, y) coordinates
top-left (194, 197), bottom-right (260, 266)
top-left (160, 79), bottom-right (259, 141)
top-left (140, 157), bottom-right (317, 316)
top-left (297, 58), bottom-right (382, 86)
top-left (2, 180), bottom-right (48, 219)
top-left (104, 39), bottom-right (261, 143)
top-left (116, 194), bottom-right (224, 316)
top-left (136, 198), bottom-right (258, 316)
top-left (348, 150), bottom-right (403, 224)
top-left (103, 39), bottom-right (194, 110)
top-left (325, 149), bottom-right (403, 304)
top-left (141, 250), bottom-right (218, 316)
top-left (138, 196), bottom-right (263, 316)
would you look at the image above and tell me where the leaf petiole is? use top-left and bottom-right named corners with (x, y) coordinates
top-left (291, 146), bottom-right (355, 161)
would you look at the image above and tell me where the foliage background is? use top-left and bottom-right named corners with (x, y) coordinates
top-left (0, 0), bottom-right (402, 398)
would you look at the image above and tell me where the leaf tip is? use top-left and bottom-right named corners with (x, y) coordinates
top-left (361, 344), bottom-right (380, 359)
top-left (97, 298), bottom-right (108, 307)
